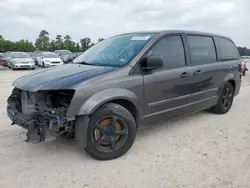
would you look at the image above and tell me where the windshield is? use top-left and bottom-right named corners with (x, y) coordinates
top-left (73, 33), bottom-right (155, 67)
top-left (12, 52), bottom-right (29, 58)
top-left (29, 52), bottom-right (40, 57)
top-left (57, 51), bottom-right (71, 56)
top-left (43, 53), bottom-right (58, 58)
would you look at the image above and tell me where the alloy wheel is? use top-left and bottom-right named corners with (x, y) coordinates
top-left (91, 116), bottom-right (129, 153)
top-left (221, 87), bottom-right (233, 109)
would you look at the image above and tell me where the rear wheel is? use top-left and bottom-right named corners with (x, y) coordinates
top-left (211, 82), bottom-right (234, 114)
top-left (84, 103), bottom-right (136, 160)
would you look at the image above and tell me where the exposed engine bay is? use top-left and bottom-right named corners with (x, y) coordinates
top-left (7, 88), bottom-right (75, 143)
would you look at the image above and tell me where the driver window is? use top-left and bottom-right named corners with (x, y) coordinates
top-left (148, 35), bottom-right (186, 69)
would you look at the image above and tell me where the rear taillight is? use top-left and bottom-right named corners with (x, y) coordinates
top-left (239, 64), bottom-right (244, 73)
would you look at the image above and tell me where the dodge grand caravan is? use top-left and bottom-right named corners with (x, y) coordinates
top-left (7, 30), bottom-right (241, 160)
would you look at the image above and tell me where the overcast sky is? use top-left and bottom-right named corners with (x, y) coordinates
top-left (0, 0), bottom-right (249, 47)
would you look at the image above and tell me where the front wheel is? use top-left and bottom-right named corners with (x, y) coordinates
top-left (83, 103), bottom-right (136, 160)
top-left (211, 82), bottom-right (234, 114)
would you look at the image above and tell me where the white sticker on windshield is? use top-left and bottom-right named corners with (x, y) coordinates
top-left (131, 36), bottom-right (151, 41)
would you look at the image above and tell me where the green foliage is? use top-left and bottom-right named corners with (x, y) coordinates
top-left (0, 30), bottom-right (104, 53)
top-left (98, 38), bottom-right (104, 42)
top-left (238, 47), bottom-right (250, 56)
top-left (80, 37), bottom-right (91, 52)
top-left (35, 30), bottom-right (50, 51)
top-left (0, 36), bottom-right (36, 53)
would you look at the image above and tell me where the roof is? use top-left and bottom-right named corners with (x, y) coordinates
top-left (41, 51), bottom-right (55, 54)
top-left (116, 30), bottom-right (232, 41)
top-left (10, 52), bottom-right (28, 54)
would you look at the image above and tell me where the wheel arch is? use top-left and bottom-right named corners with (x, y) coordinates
top-left (77, 88), bottom-right (142, 125)
top-left (75, 88), bottom-right (142, 149)
top-left (227, 79), bottom-right (236, 92)
top-left (217, 73), bottom-right (236, 96)
top-left (99, 99), bottom-right (139, 127)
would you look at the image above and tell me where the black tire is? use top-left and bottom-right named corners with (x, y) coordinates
top-left (42, 62), bottom-right (45, 68)
top-left (211, 82), bottom-right (234, 114)
top-left (84, 103), bottom-right (136, 160)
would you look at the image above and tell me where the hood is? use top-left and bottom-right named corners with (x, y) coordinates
top-left (44, 57), bottom-right (62, 62)
top-left (12, 58), bottom-right (33, 62)
top-left (13, 64), bottom-right (115, 92)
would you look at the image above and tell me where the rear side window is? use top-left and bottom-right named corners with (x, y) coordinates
top-left (215, 37), bottom-right (239, 60)
top-left (148, 35), bottom-right (185, 69)
top-left (187, 35), bottom-right (217, 65)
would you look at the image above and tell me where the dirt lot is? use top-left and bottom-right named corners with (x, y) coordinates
top-left (0, 67), bottom-right (250, 188)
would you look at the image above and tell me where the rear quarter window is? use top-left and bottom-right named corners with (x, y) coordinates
top-left (187, 35), bottom-right (217, 65)
top-left (215, 37), bottom-right (239, 60)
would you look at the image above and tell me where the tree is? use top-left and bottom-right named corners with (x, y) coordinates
top-left (0, 35), bottom-right (35, 52)
top-left (35, 30), bottom-right (50, 51)
top-left (49, 40), bottom-right (56, 51)
top-left (76, 43), bottom-right (81, 52)
top-left (55, 35), bottom-right (63, 50)
top-left (63, 35), bottom-right (72, 50)
top-left (98, 38), bottom-right (104, 42)
top-left (238, 47), bottom-right (250, 56)
top-left (80, 37), bottom-right (91, 51)
top-left (0, 35), bottom-right (4, 52)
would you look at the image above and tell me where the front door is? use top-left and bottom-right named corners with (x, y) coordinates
top-left (142, 35), bottom-right (196, 125)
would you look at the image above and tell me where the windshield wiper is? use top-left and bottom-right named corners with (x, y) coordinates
top-left (74, 61), bottom-right (92, 65)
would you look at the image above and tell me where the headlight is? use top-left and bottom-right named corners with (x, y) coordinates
top-left (45, 60), bottom-right (50, 62)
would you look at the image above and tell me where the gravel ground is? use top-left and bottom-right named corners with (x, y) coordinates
top-left (0, 67), bottom-right (250, 188)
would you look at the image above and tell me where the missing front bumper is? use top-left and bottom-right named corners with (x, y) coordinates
top-left (7, 88), bottom-right (75, 143)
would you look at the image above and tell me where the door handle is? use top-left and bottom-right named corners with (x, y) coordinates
top-left (180, 72), bottom-right (188, 78)
top-left (193, 70), bottom-right (202, 76)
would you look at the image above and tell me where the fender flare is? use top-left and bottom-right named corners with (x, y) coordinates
top-left (217, 73), bottom-right (235, 96)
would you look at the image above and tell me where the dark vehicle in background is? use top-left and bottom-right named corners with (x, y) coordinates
top-left (73, 52), bottom-right (82, 59)
top-left (54, 50), bottom-right (73, 63)
top-left (3, 52), bottom-right (35, 70)
top-left (28, 52), bottom-right (40, 65)
top-left (7, 30), bottom-right (241, 160)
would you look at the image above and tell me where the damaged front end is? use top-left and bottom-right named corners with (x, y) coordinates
top-left (7, 88), bottom-right (75, 143)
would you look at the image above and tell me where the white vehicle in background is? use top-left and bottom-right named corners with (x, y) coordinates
top-left (37, 52), bottom-right (64, 68)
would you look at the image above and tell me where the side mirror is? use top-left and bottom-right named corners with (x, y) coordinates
top-left (143, 55), bottom-right (163, 70)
